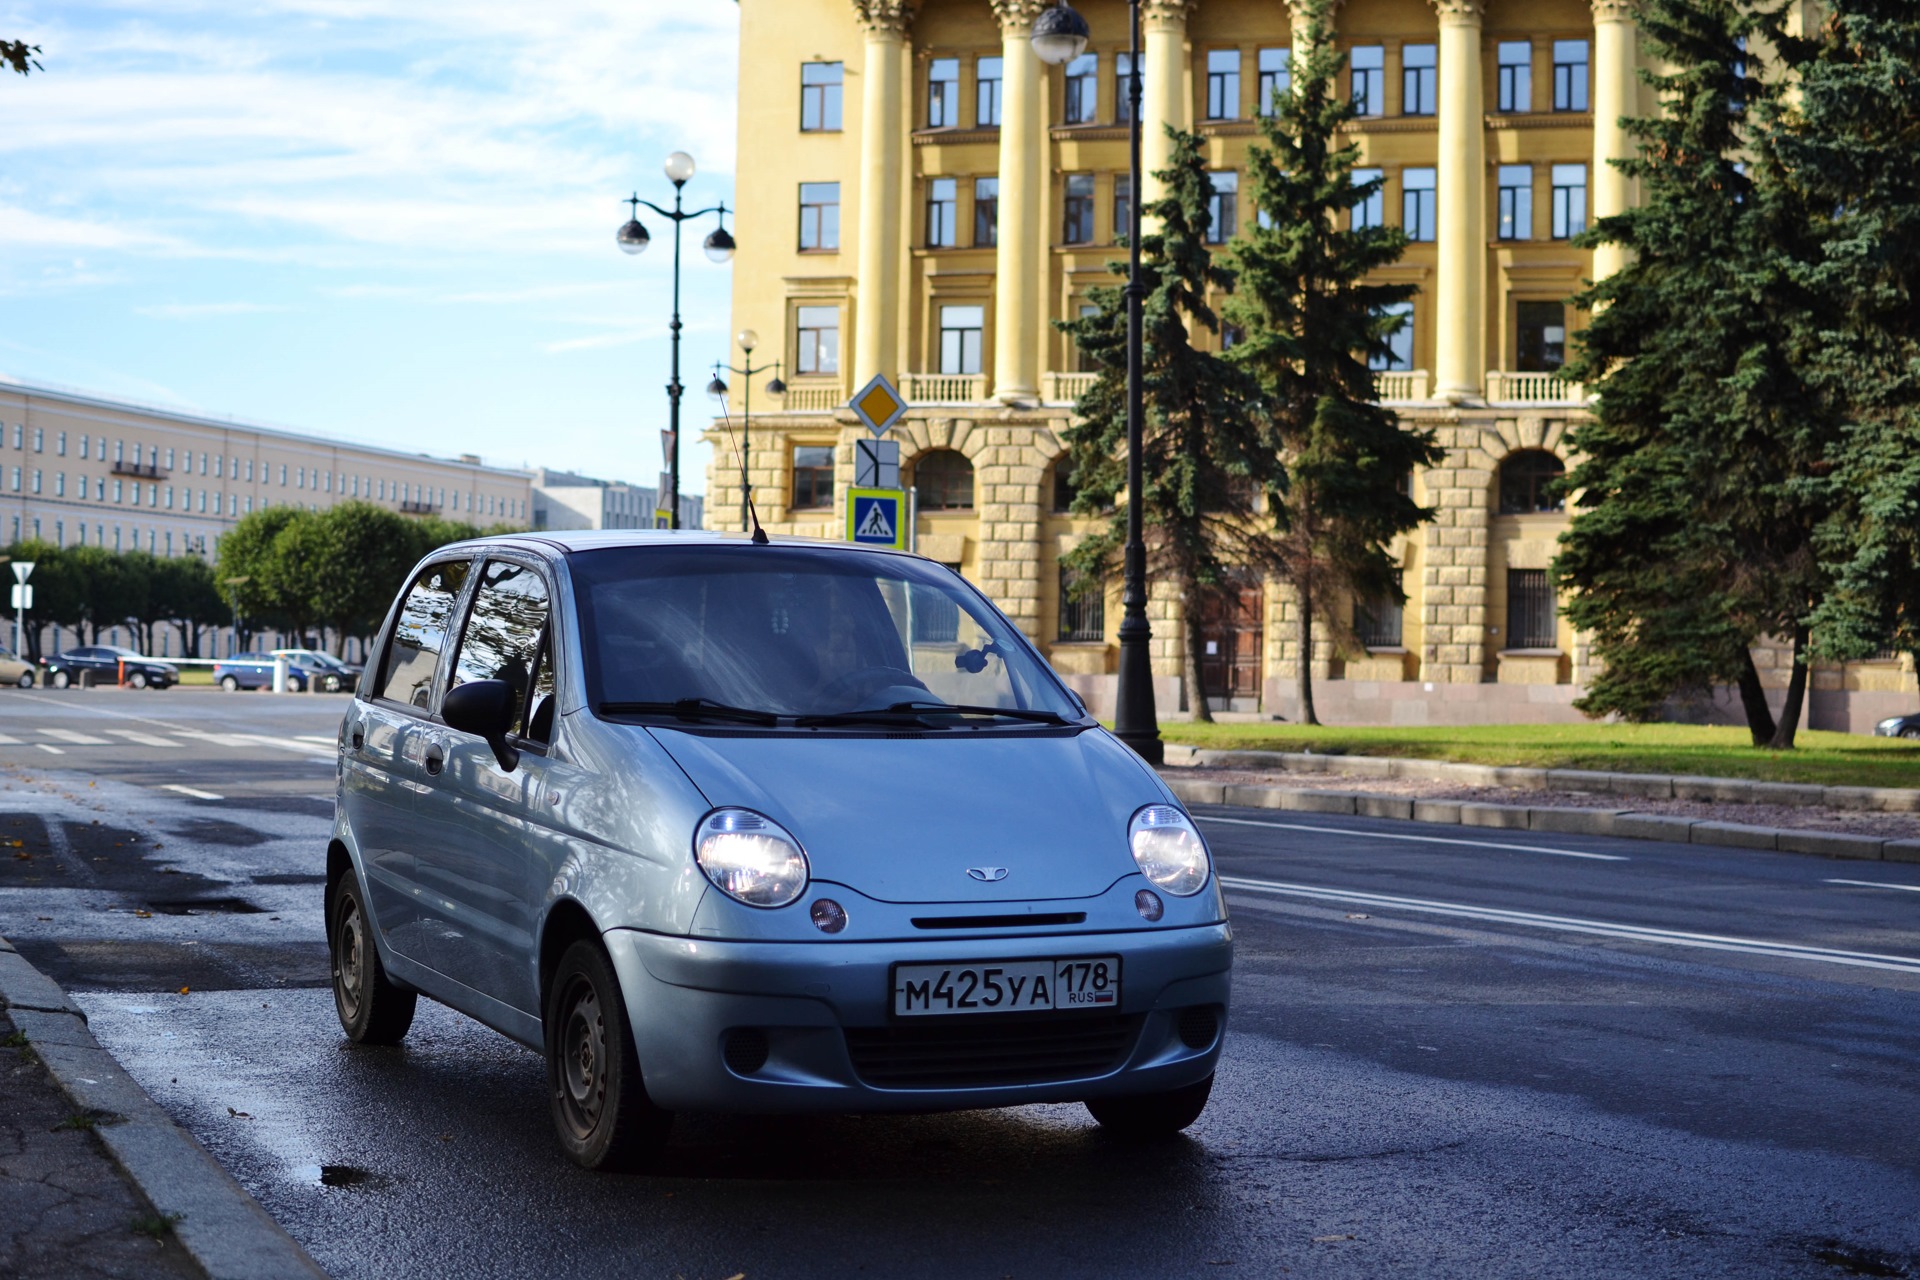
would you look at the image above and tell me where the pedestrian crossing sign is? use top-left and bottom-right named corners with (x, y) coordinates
top-left (847, 487), bottom-right (906, 550)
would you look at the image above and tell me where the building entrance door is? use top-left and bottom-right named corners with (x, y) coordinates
top-left (1197, 583), bottom-right (1264, 709)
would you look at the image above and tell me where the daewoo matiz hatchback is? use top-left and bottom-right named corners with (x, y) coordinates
top-left (328, 531), bottom-right (1231, 1169)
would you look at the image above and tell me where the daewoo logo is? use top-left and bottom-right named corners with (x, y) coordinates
top-left (966, 866), bottom-right (1009, 882)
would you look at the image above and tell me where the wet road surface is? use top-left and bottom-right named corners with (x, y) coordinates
top-left (3, 689), bottom-right (1918, 1279)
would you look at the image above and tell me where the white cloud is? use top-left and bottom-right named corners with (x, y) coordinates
top-left (133, 301), bottom-right (289, 318)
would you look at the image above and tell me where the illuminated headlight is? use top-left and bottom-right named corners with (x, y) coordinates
top-left (1128, 804), bottom-right (1210, 897)
top-left (694, 809), bottom-right (809, 908)
top-left (1877, 718), bottom-right (1905, 736)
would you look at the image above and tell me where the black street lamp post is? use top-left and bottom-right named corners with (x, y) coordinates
top-left (706, 329), bottom-right (786, 533)
top-left (1033, 2), bottom-right (1160, 764)
top-left (616, 151), bottom-right (736, 530)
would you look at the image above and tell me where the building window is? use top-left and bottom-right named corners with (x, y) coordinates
top-left (1551, 164), bottom-right (1587, 238)
top-left (1257, 47), bottom-right (1291, 115)
top-left (1517, 302), bottom-right (1567, 371)
top-left (1369, 301), bottom-right (1415, 372)
top-left (1356, 573), bottom-right (1404, 648)
top-left (1497, 41), bottom-right (1532, 112)
top-left (939, 305), bottom-right (985, 375)
top-left (1553, 40), bottom-right (1589, 112)
top-left (32, 428), bottom-right (43, 452)
top-left (914, 449), bottom-right (974, 511)
top-left (1115, 53), bottom-right (1136, 123)
top-left (1058, 564), bottom-right (1106, 642)
top-left (1351, 45), bottom-right (1385, 116)
top-left (929, 57), bottom-right (960, 128)
top-left (1063, 52), bottom-right (1098, 124)
top-left (927, 177), bottom-right (958, 248)
top-left (1507, 569), bottom-right (1557, 649)
top-left (976, 56), bottom-right (1002, 126)
top-left (796, 305), bottom-right (841, 375)
top-left (1402, 167), bottom-right (1436, 241)
top-left (1206, 49), bottom-right (1241, 120)
top-left (1499, 450), bottom-right (1566, 514)
top-left (799, 182), bottom-right (840, 251)
top-left (1112, 176), bottom-right (1132, 243)
top-left (1401, 43), bottom-right (1436, 115)
top-left (1063, 173), bottom-right (1095, 243)
top-left (1053, 462), bottom-right (1080, 512)
top-left (1351, 168), bottom-right (1384, 231)
top-left (1207, 171), bottom-right (1238, 243)
top-left (54, 472), bottom-right (64, 497)
top-left (56, 431), bottom-right (66, 456)
top-left (791, 446), bottom-right (835, 510)
top-left (1498, 165), bottom-right (1534, 240)
top-left (801, 61), bottom-right (843, 131)
top-left (973, 177), bottom-right (999, 247)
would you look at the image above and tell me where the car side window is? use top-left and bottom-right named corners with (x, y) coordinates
top-left (450, 558), bottom-right (551, 738)
top-left (376, 560), bottom-right (472, 708)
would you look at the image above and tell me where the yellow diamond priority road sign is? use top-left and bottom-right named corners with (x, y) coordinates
top-left (850, 373), bottom-right (908, 438)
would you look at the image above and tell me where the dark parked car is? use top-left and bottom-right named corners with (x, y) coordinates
top-left (1873, 713), bottom-right (1920, 739)
top-left (215, 650), bottom-right (346, 693)
top-left (43, 646), bottom-right (178, 690)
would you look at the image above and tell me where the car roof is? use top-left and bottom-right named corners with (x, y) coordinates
top-left (440, 529), bottom-right (932, 563)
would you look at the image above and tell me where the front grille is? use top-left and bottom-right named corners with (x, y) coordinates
top-left (909, 912), bottom-right (1086, 930)
top-left (1177, 1005), bottom-right (1222, 1050)
top-left (844, 1014), bottom-right (1138, 1089)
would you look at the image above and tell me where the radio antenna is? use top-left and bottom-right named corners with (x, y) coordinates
top-left (713, 375), bottom-right (768, 545)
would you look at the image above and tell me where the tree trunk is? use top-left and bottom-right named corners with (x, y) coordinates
top-left (1734, 647), bottom-right (1776, 746)
top-left (1183, 584), bottom-right (1214, 724)
top-left (1295, 575), bottom-right (1319, 726)
top-left (1768, 628), bottom-right (1810, 751)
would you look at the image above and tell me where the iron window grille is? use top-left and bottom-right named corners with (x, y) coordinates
top-left (1355, 574), bottom-right (1404, 648)
top-left (1507, 569), bottom-right (1557, 649)
top-left (1059, 565), bottom-right (1106, 642)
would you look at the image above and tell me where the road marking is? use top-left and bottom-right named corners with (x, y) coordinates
top-left (41, 728), bottom-right (110, 745)
top-left (1196, 813), bottom-right (1630, 862)
top-left (106, 729), bottom-right (178, 747)
top-left (0, 733), bottom-right (20, 744)
top-left (1220, 875), bottom-right (1920, 975)
top-left (160, 784), bottom-right (224, 801)
top-left (35, 744), bottom-right (64, 755)
top-left (1825, 878), bottom-right (1920, 895)
top-left (294, 735), bottom-right (337, 746)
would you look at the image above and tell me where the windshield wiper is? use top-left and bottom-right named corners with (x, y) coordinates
top-left (797, 700), bottom-right (1072, 728)
top-left (599, 698), bottom-right (780, 726)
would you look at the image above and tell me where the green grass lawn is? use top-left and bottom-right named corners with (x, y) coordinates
top-left (1162, 720), bottom-right (1920, 789)
top-left (175, 669), bottom-right (214, 687)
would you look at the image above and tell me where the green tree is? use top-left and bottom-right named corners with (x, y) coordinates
top-left (310, 502), bottom-right (419, 654)
top-left (2, 40), bottom-right (40, 76)
top-left (1555, 0), bottom-right (1833, 748)
top-left (3, 541), bottom-right (71, 660)
top-left (150, 555), bottom-right (228, 658)
top-left (1222, 0), bottom-right (1443, 725)
top-left (216, 507), bottom-right (307, 644)
top-left (1056, 128), bottom-right (1282, 724)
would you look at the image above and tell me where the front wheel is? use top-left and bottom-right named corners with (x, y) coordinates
top-left (545, 941), bottom-right (672, 1171)
top-left (1086, 1073), bottom-right (1214, 1139)
top-left (1901, 727), bottom-right (1920, 740)
top-left (329, 873), bottom-right (416, 1044)
top-left (51, 670), bottom-right (70, 689)
top-left (127, 671), bottom-right (148, 690)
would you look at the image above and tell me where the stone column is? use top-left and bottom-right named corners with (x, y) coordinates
top-left (991, 1), bottom-right (1047, 402)
top-left (852, 1), bottom-right (915, 387)
top-left (1141, 1), bottom-right (1195, 208)
top-left (1432, 0), bottom-right (1486, 403)
top-left (1590, 0), bottom-right (1638, 282)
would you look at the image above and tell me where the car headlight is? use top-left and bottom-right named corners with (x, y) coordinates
top-left (1128, 804), bottom-right (1210, 896)
top-left (694, 809), bottom-right (809, 908)
top-left (1877, 718), bottom-right (1904, 734)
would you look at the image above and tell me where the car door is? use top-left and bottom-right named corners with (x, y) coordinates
top-left (411, 554), bottom-right (559, 1015)
top-left (340, 558), bottom-right (475, 975)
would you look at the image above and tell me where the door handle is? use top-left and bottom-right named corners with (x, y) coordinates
top-left (424, 743), bottom-right (445, 776)
top-left (351, 728), bottom-right (364, 751)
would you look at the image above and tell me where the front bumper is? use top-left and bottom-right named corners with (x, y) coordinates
top-left (603, 922), bottom-right (1232, 1114)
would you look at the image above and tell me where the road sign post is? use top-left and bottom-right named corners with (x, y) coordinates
top-left (11, 561), bottom-right (33, 660)
top-left (846, 376), bottom-right (910, 552)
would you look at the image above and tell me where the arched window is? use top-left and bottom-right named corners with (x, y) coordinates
top-left (914, 449), bottom-right (974, 511)
top-left (1051, 462), bottom-right (1078, 513)
top-left (1498, 450), bottom-right (1565, 514)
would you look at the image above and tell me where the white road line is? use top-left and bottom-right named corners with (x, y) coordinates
top-left (1220, 875), bottom-right (1920, 975)
top-left (106, 729), bottom-right (178, 747)
top-left (294, 735), bottom-right (337, 746)
top-left (1196, 813), bottom-right (1630, 862)
top-left (0, 733), bottom-right (20, 745)
top-left (1826, 878), bottom-right (1920, 895)
top-left (159, 784), bottom-right (224, 801)
top-left (35, 744), bottom-right (64, 755)
top-left (40, 728), bottom-right (110, 745)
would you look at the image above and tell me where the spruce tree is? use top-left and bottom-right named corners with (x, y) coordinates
top-left (1222, 0), bottom-right (1442, 726)
top-left (1556, 0), bottom-right (1832, 747)
top-left (1057, 128), bottom-right (1281, 724)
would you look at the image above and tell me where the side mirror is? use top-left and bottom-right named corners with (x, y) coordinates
top-left (442, 679), bottom-right (521, 772)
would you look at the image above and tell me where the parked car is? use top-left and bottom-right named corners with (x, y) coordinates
top-left (43, 646), bottom-right (178, 690)
top-left (328, 532), bottom-right (1231, 1171)
top-left (0, 646), bottom-right (34, 688)
top-left (1873, 713), bottom-right (1920, 739)
top-left (215, 650), bottom-right (347, 693)
top-left (277, 648), bottom-right (363, 692)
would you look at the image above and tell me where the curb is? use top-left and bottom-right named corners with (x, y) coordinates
top-left (1163, 745), bottom-right (1920, 815)
top-left (1158, 776), bottom-right (1920, 864)
top-left (0, 934), bottom-right (329, 1280)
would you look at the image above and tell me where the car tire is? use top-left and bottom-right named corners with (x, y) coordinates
top-left (127, 671), bottom-right (148, 690)
top-left (325, 675), bottom-right (342, 693)
top-left (16, 672), bottom-right (31, 688)
top-left (544, 940), bottom-right (672, 1172)
top-left (1902, 727), bottom-right (1920, 740)
top-left (290, 678), bottom-right (306, 693)
top-left (329, 873), bottom-right (417, 1045)
top-left (220, 675), bottom-right (240, 692)
top-left (1085, 1073), bottom-right (1214, 1139)
top-left (51, 670), bottom-right (69, 689)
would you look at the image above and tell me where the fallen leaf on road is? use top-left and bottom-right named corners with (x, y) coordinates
top-left (1345, 913), bottom-right (1370, 920)
top-left (226, 1107), bottom-right (251, 1119)
top-left (176, 986), bottom-right (190, 995)
top-left (134, 911), bottom-right (153, 919)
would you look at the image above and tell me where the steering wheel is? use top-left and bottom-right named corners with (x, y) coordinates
top-left (813, 665), bottom-right (928, 707)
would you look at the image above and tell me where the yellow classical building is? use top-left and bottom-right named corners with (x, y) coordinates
top-left (711, 0), bottom-right (1912, 730)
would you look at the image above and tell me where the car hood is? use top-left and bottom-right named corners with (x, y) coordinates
top-left (644, 725), bottom-right (1163, 904)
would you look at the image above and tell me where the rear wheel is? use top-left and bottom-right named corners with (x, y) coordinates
top-left (1086, 1073), bottom-right (1214, 1139)
top-left (16, 672), bottom-right (31, 689)
top-left (220, 675), bottom-right (240, 692)
top-left (544, 941), bottom-right (671, 1171)
top-left (329, 873), bottom-right (416, 1044)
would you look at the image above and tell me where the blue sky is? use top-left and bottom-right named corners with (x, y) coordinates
top-left (0, 0), bottom-right (741, 492)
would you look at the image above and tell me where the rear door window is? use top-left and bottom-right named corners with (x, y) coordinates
top-left (376, 560), bottom-right (472, 708)
top-left (450, 558), bottom-right (551, 737)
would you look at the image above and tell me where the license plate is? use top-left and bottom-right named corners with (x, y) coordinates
top-left (891, 956), bottom-right (1122, 1017)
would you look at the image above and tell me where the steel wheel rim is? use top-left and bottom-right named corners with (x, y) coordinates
top-left (557, 978), bottom-right (607, 1141)
top-left (334, 898), bottom-right (366, 1022)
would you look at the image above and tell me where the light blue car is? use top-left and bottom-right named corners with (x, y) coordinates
top-left (327, 532), bottom-right (1231, 1170)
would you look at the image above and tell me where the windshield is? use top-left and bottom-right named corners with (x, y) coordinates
top-left (569, 544), bottom-right (1082, 721)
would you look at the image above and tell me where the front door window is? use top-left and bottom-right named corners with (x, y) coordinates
top-left (451, 559), bottom-right (552, 738)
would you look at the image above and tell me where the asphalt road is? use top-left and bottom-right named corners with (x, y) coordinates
top-left (3, 688), bottom-right (1918, 1280)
